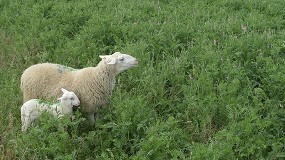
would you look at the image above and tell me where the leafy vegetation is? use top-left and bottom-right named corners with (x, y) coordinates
top-left (1, 0), bottom-right (285, 159)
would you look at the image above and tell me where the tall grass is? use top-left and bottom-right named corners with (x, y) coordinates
top-left (1, 0), bottom-right (285, 159)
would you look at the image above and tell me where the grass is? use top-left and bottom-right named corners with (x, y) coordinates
top-left (1, 0), bottom-right (285, 159)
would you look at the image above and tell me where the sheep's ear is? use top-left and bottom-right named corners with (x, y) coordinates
top-left (57, 97), bottom-right (62, 101)
top-left (106, 58), bottom-right (116, 64)
top-left (100, 55), bottom-right (116, 64)
top-left (99, 55), bottom-right (108, 59)
top-left (61, 88), bottom-right (68, 93)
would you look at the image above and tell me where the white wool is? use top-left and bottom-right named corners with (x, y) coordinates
top-left (21, 52), bottom-right (138, 124)
top-left (21, 88), bottom-right (80, 132)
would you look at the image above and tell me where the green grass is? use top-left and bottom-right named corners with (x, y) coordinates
top-left (1, 0), bottom-right (285, 159)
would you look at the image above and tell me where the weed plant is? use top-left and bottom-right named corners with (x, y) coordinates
top-left (1, 0), bottom-right (285, 159)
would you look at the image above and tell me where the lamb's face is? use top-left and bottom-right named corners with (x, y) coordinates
top-left (59, 88), bottom-right (80, 107)
top-left (66, 92), bottom-right (80, 107)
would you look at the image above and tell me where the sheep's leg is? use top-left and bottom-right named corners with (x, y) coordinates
top-left (22, 117), bottom-right (30, 132)
top-left (94, 112), bottom-right (99, 121)
top-left (87, 113), bottom-right (95, 124)
top-left (22, 124), bottom-right (27, 132)
top-left (22, 125), bottom-right (27, 132)
top-left (87, 112), bottom-right (100, 125)
top-left (21, 114), bottom-right (25, 128)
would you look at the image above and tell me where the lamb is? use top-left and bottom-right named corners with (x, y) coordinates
top-left (20, 52), bottom-right (138, 124)
top-left (21, 88), bottom-right (80, 132)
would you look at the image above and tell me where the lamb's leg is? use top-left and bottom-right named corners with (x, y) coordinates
top-left (21, 114), bottom-right (24, 127)
top-left (22, 125), bottom-right (27, 132)
top-left (22, 117), bottom-right (30, 132)
top-left (21, 115), bottom-right (26, 132)
top-left (22, 122), bottom-right (27, 132)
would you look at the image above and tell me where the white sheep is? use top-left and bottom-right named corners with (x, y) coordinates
top-left (21, 88), bottom-right (80, 132)
top-left (20, 52), bottom-right (138, 124)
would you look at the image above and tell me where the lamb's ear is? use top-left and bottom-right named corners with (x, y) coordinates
top-left (57, 96), bottom-right (67, 101)
top-left (61, 88), bottom-right (68, 93)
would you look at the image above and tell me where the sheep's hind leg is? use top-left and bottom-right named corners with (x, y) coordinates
top-left (22, 125), bottom-right (28, 132)
top-left (94, 112), bottom-right (99, 121)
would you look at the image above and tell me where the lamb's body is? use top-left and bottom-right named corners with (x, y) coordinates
top-left (21, 52), bottom-right (138, 123)
top-left (21, 99), bottom-right (63, 132)
top-left (21, 88), bottom-right (80, 132)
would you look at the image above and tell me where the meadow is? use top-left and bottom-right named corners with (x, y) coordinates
top-left (1, 0), bottom-right (285, 159)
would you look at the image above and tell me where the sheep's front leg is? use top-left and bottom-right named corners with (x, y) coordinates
top-left (87, 113), bottom-right (95, 124)
top-left (87, 112), bottom-right (99, 125)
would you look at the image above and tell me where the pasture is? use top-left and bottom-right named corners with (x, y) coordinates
top-left (1, 0), bottom-right (285, 159)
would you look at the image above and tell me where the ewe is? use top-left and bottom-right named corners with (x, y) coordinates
top-left (21, 88), bottom-right (80, 132)
top-left (21, 52), bottom-right (138, 124)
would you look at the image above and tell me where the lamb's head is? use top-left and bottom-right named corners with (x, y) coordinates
top-left (99, 52), bottom-right (138, 74)
top-left (57, 88), bottom-right (80, 107)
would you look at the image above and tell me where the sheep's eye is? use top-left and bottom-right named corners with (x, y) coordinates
top-left (70, 97), bottom-right (74, 100)
top-left (119, 57), bottom-right (124, 61)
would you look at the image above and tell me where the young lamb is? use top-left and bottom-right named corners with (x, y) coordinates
top-left (21, 88), bottom-right (80, 132)
top-left (20, 52), bottom-right (138, 124)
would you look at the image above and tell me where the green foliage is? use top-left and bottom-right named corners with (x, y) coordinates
top-left (133, 116), bottom-right (191, 159)
top-left (14, 112), bottom-right (91, 159)
top-left (1, 0), bottom-right (285, 159)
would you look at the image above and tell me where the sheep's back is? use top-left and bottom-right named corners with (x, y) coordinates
top-left (21, 63), bottom-right (74, 102)
top-left (21, 62), bottom-right (114, 114)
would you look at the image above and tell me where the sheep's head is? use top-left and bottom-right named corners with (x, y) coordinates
top-left (99, 52), bottom-right (138, 74)
top-left (58, 88), bottom-right (80, 107)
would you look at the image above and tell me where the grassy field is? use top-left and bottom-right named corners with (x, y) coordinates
top-left (1, 0), bottom-right (285, 159)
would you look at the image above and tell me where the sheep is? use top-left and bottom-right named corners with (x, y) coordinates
top-left (21, 88), bottom-right (80, 132)
top-left (20, 52), bottom-right (138, 124)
